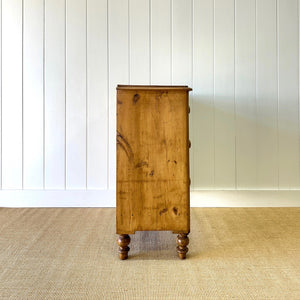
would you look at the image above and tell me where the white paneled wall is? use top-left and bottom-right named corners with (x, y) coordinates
top-left (0, 0), bottom-right (300, 202)
top-left (2, 0), bottom-right (23, 189)
top-left (44, 0), bottom-right (66, 189)
top-left (23, 0), bottom-right (44, 189)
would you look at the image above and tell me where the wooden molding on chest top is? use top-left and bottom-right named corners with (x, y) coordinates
top-left (116, 85), bottom-right (192, 259)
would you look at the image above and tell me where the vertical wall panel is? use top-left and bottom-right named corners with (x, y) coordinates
top-left (235, 0), bottom-right (256, 189)
top-left (66, 0), bottom-right (86, 189)
top-left (108, 0), bottom-right (129, 189)
top-left (256, 0), bottom-right (278, 188)
top-left (0, 0), bottom-right (2, 188)
top-left (129, 0), bottom-right (150, 84)
top-left (277, 0), bottom-right (299, 189)
top-left (44, 0), bottom-right (65, 189)
top-left (2, 0), bottom-right (23, 189)
top-left (23, 0), bottom-right (44, 189)
top-left (87, 0), bottom-right (108, 189)
top-left (172, 0), bottom-right (192, 85)
top-left (151, 0), bottom-right (171, 84)
top-left (193, 0), bottom-right (214, 189)
top-left (214, 0), bottom-right (235, 188)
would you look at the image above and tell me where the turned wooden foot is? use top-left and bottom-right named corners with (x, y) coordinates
top-left (117, 234), bottom-right (131, 260)
top-left (176, 233), bottom-right (189, 259)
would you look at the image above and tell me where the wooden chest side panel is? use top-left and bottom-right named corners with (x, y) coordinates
top-left (116, 89), bottom-right (190, 234)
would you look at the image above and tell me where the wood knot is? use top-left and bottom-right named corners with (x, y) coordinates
top-left (159, 208), bottom-right (168, 215)
top-left (133, 93), bottom-right (140, 104)
top-left (135, 160), bottom-right (148, 168)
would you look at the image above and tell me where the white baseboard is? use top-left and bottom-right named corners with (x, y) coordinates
top-left (0, 190), bottom-right (300, 208)
top-left (0, 190), bottom-right (115, 207)
top-left (190, 191), bottom-right (300, 207)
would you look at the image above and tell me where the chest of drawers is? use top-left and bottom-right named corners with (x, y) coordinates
top-left (116, 85), bottom-right (192, 259)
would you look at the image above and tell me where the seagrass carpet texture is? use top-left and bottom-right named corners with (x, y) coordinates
top-left (0, 207), bottom-right (299, 299)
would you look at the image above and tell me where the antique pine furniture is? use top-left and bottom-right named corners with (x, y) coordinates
top-left (116, 85), bottom-right (192, 259)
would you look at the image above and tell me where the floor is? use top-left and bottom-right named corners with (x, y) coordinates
top-left (0, 207), bottom-right (299, 299)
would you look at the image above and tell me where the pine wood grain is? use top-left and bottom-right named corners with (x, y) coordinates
top-left (116, 86), bottom-right (191, 234)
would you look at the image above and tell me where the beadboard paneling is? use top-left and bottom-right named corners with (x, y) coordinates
top-left (277, 0), bottom-right (299, 189)
top-left (0, 0), bottom-right (2, 189)
top-left (44, 0), bottom-right (66, 189)
top-left (214, 0), bottom-right (235, 189)
top-left (256, 0), bottom-right (278, 189)
top-left (151, 0), bottom-right (171, 84)
top-left (0, 0), bottom-right (300, 200)
top-left (2, 0), bottom-right (23, 189)
top-left (87, 0), bottom-right (108, 189)
top-left (129, 0), bottom-right (150, 84)
top-left (235, 0), bottom-right (256, 189)
top-left (23, 0), bottom-right (44, 189)
top-left (66, 0), bottom-right (87, 189)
